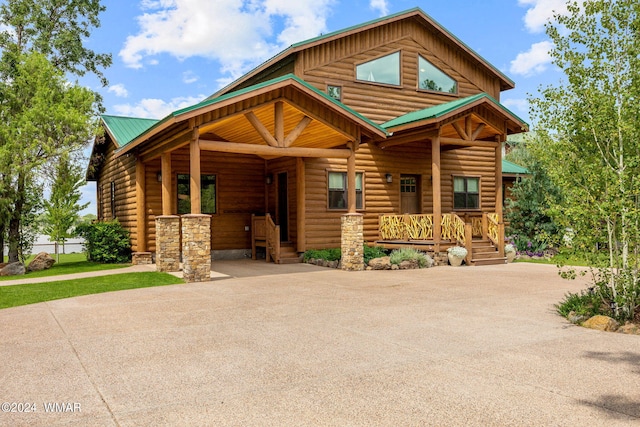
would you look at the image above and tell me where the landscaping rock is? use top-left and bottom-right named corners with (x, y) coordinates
top-left (582, 315), bottom-right (619, 332)
top-left (0, 263), bottom-right (7, 270)
top-left (391, 264), bottom-right (399, 270)
top-left (567, 311), bottom-right (588, 325)
top-left (27, 252), bottom-right (56, 272)
top-left (368, 256), bottom-right (391, 270)
top-left (399, 259), bottom-right (419, 270)
top-left (327, 260), bottom-right (339, 269)
top-left (617, 323), bottom-right (640, 335)
top-left (0, 262), bottom-right (26, 277)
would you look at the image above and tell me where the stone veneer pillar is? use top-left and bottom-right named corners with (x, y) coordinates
top-left (131, 252), bottom-right (152, 265)
top-left (341, 213), bottom-right (364, 271)
top-left (155, 215), bottom-right (181, 272)
top-left (181, 214), bottom-right (211, 282)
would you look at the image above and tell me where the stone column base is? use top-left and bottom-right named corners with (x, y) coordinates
top-left (156, 215), bottom-right (181, 272)
top-left (132, 252), bottom-right (152, 265)
top-left (182, 214), bottom-right (211, 282)
top-left (341, 213), bottom-right (364, 271)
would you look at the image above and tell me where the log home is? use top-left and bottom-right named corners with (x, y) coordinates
top-left (87, 8), bottom-right (527, 279)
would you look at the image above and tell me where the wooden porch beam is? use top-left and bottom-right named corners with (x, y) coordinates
top-left (199, 139), bottom-right (352, 159)
top-left (275, 101), bottom-right (284, 146)
top-left (283, 116), bottom-right (312, 148)
top-left (440, 137), bottom-right (498, 147)
top-left (140, 129), bottom-right (192, 162)
top-left (378, 129), bottom-right (439, 149)
top-left (471, 123), bottom-right (486, 141)
top-left (452, 120), bottom-right (469, 140)
top-left (189, 127), bottom-right (201, 214)
top-left (245, 111), bottom-right (279, 147)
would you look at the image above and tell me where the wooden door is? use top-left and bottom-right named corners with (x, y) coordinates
top-left (401, 175), bottom-right (421, 214)
top-left (277, 172), bottom-right (289, 241)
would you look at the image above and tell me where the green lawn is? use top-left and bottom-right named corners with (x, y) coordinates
top-left (0, 272), bottom-right (184, 309)
top-left (1, 253), bottom-right (130, 281)
top-left (515, 249), bottom-right (607, 267)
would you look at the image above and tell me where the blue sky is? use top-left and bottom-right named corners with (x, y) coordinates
top-left (78, 0), bottom-right (570, 214)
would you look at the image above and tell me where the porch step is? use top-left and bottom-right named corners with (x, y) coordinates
top-left (470, 239), bottom-right (506, 266)
top-left (277, 245), bottom-right (302, 264)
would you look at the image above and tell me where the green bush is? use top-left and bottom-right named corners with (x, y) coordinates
top-left (303, 248), bottom-right (341, 262)
top-left (556, 289), bottom-right (603, 318)
top-left (389, 248), bottom-right (432, 268)
top-left (364, 245), bottom-right (388, 264)
top-left (76, 220), bottom-right (131, 264)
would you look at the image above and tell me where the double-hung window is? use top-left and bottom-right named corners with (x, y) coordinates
top-left (453, 176), bottom-right (479, 209)
top-left (328, 171), bottom-right (363, 210)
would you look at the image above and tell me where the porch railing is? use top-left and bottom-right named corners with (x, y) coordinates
top-left (252, 214), bottom-right (281, 263)
top-left (379, 213), bottom-right (464, 244)
top-left (442, 213), bottom-right (465, 244)
top-left (265, 213), bottom-right (281, 263)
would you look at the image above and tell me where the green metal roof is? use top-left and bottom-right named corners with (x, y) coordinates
top-left (381, 93), bottom-right (528, 130)
top-left (502, 159), bottom-right (528, 175)
top-left (102, 115), bottom-right (159, 148)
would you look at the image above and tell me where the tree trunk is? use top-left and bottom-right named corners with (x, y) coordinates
top-left (7, 174), bottom-right (25, 263)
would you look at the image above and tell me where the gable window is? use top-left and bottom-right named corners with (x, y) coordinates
top-left (453, 176), bottom-right (479, 209)
top-left (177, 174), bottom-right (217, 214)
top-left (327, 85), bottom-right (342, 101)
top-left (418, 56), bottom-right (457, 94)
top-left (328, 171), bottom-right (363, 210)
top-left (356, 52), bottom-right (400, 86)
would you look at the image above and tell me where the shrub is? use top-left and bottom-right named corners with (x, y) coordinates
top-left (389, 248), bottom-right (432, 268)
top-left (556, 289), bottom-right (603, 318)
top-left (303, 248), bottom-right (341, 262)
top-left (364, 245), bottom-right (388, 264)
top-left (76, 220), bottom-right (131, 264)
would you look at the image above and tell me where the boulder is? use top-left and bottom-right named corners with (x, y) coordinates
top-left (27, 252), bottom-right (56, 272)
top-left (368, 256), bottom-right (391, 270)
top-left (567, 311), bottom-right (588, 325)
top-left (0, 262), bottom-right (26, 277)
top-left (617, 323), bottom-right (640, 335)
top-left (582, 315), bottom-right (619, 332)
top-left (399, 259), bottom-right (419, 270)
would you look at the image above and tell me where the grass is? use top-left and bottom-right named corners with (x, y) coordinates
top-left (515, 249), bottom-right (606, 267)
top-left (1, 253), bottom-right (130, 281)
top-left (0, 272), bottom-right (184, 309)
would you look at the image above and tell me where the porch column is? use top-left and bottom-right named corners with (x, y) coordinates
top-left (132, 157), bottom-right (151, 265)
top-left (156, 152), bottom-right (180, 272)
top-left (182, 127), bottom-right (211, 282)
top-left (432, 134), bottom-right (442, 251)
top-left (495, 141), bottom-right (505, 257)
top-left (342, 140), bottom-right (364, 271)
top-left (190, 128), bottom-right (201, 214)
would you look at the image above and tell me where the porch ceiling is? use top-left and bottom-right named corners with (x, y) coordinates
top-left (199, 101), bottom-right (351, 150)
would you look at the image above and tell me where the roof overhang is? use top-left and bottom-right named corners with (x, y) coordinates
top-left (115, 75), bottom-right (387, 160)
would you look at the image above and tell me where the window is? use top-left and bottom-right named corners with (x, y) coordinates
top-left (453, 176), bottom-right (479, 209)
top-left (418, 56), bottom-right (457, 94)
top-left (356, 52), bottom-right (400, 86)
top-left (110, 181), bottom-right (116, 219)
top-left (327, 85), bottom-right (342, 101)
top-left (328, 171), bottom-right (363, 210)
top-left (177, 174), bottom-right (217, 214)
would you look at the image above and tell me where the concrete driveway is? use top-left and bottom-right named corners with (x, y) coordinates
top-left (0, 262), bottom-right (638, 426)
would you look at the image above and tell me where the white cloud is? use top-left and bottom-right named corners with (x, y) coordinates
top-left (518, 0), bottom-right (578, 33)
top-left (502, 98), bottom-right (529, 114)
top-left (369, 0), bottom-right (388, 17)
top-left (113, 95), bottom-right (205, 119)
top-left (182, 70), bottom-right (199, 84)
top-left (510, 41), bottom-right (553, 76)
top-left (120, 0), bottom-right (335, 78)
top-left (108, 83), bottom-right (129, 98)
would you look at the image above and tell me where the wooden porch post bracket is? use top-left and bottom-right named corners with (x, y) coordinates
top-left (189, 126), bottom-right (202, 215)
top-left (245, 111), bottom-right (279, 147)
top-left (244, 102), bottom-right (313, 148)
top-left (161, 152), bottom-right (172, 215)
top-left (431, 132), bottom-right (442, 251)
top-left (274, 101), bottom-right (284, 146)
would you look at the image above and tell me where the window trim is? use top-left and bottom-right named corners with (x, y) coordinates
top-left (416, 54), bottom-right (458, 96)
top-left (326, 170), bottom-right (365, 211)
top-left (177, 173), bottom-right (218, 215)
top-left (354, 50), bottom-right (402, 88)
top-left (452, 175), bottom-right (481, 211)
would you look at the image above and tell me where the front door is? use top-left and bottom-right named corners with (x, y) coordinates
top-left (401, 175), bottom-right (421, 214)
top-left (277, 172), bottom-right (289, 241)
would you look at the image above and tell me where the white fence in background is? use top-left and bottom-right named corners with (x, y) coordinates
top-left (2, 235), bottom-right (85, 259)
